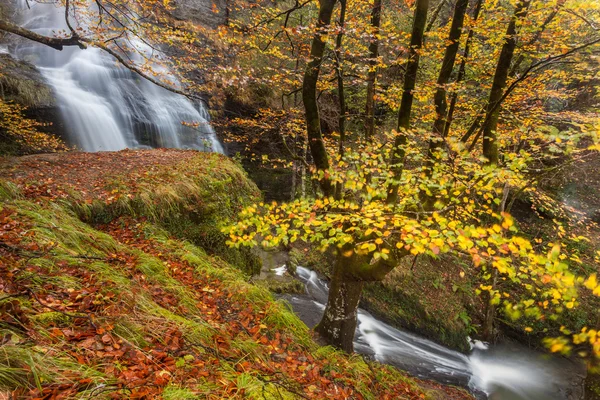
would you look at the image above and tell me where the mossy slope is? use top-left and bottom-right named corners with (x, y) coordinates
top-left (0, 150), bottom-right (472, 399)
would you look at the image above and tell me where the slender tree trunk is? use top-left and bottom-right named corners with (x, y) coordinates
top-left (482, 183), bottom-right (509, 341)
top-left (426, 0), bottom-right (448, 32)
top-left (302, 0), bottom-right (337, 197)
top-left (509, 0), bottom-right (564, 76)
top-left (364, 0), bottom-right (382, 141)
top-left (421, 0), bottom-right (469, 208)
top-left (386, 0), bottom-right (430, 204)
top-left (334, 0), bottom-right (347, 200)
top-left (443, 0), bottom-right (484, 138)
top-left (482, 269), bottom-right (498, 341)
top-left (481, 0), bottom-right (532, 165)
top-left (301, 139), bottom-right (308, 198)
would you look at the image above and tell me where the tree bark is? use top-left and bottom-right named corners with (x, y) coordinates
top-left (429, 0), bottom-right (470, 148)
top-left (315, 243), bottom-right (405, 352)
top-left (443, 0), bottom-right (484, 138)
top-left (302, 0), bottom-right (337, 197)
top-left (386, 0), bottom-right (430, 204)
top-left (364, 0), bottom-right (382, 141)
top-left (315, 251), bottom-right (364, 352)
top-left (0, 18), bottom-right (84, 50)
top-left (480, 0), bottom-right (532, 165)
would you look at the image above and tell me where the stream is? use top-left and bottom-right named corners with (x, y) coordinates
top-left (281, 266), bottom-right (586, 400)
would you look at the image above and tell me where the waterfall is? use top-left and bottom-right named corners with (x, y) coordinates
top-left (9, 0), bottom-right (223, 153)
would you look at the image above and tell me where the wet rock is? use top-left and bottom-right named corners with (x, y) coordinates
top-left (0, 53), bottom-right (65, 139)
top-left (0, 53), bottom-right (55, 108)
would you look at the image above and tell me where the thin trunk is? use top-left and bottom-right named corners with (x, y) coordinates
top-left (301, 140), bottom-right (308, 198)
top-left (422, 0), bottom-right (470, 208)
top-left (481, 0), bottom-right (532, 165)
top-left (483, 183), bottom-right (509, 341)
top-left (302, 0), bottom-right (336, 197)
top-left (426, 0), bottom-right (447, 32)
top-left (443, 0), bottom-right (484, 138)
top-left (482, 270), bottom-right (498, 341)
top-left (334, 0), bottom-right (347, 200)
top-left (509, 0), bottom-right (564, 76)
top-left (364, 0), bottom-right (382, 141)
top-left (386, 0), bottom-right (430, 204)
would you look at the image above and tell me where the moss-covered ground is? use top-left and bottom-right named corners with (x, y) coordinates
top-left (0, 150), bottom-right (472, 399)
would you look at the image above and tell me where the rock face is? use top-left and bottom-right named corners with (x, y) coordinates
top-left (0, 53), bottom-right (65, 136)
top-left (0, 53), bottom-right (55, 109)
top-left (171, 0), bottom-right (228, 28)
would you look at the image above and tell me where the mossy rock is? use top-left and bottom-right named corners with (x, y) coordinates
top-left (0, 54), bottom-right (55, 109)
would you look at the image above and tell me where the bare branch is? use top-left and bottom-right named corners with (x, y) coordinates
top-left (0, 18), bottom-right (207, 103)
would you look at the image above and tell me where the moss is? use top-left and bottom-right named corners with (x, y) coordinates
top-left (291, 242), bottom-right (472, 351)
top-left (0, 54), bottom-right (56, 108)
top-left (255, 278), bottom-right (304, 295)
top-left (30, 312), bottom-right (70, 326)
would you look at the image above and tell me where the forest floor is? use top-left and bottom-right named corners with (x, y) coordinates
top-left (0, 149), bottom-right (472, 399)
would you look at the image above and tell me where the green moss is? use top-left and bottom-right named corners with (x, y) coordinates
top-left (255, 278), bottom-right (304, 294)
top-left (30, 312), bottom-right (70, 326)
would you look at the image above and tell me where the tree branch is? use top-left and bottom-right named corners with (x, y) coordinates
top-left (0, 18), bottom-right (207, 103)
top-left (0, 18), bottom-right (85, 50)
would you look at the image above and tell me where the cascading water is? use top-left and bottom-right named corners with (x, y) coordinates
top-left (8, 0), bottom-right (223, 153)
top-left (283, 266), bottom-right (586, 400)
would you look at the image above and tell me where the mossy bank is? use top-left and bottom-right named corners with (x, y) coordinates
top-left (0, 149), bottom-right (472, 399)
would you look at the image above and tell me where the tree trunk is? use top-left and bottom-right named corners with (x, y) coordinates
top-left (509, 0), bottom-right (564, 76)
top-left (480, 0), bottom-right (532, 165)
top-left (302, 0), bottom-right (337, 197)
top-left (386, 0), bottom-right (430, 204)
top-left (421, 0), bottom-right (469, 208)
top-left (315, 252), bottom-right (364, 352)
top-left (334, 0), bottom-right (347, 200)
top-left (443, 0), bottom-right (484, 138)
top-left (315, 242), bottom-right (406, 351)
top-left (364, 0), bottom-right (382, 141)
top-left (426, 0), bottom-right (448, 32)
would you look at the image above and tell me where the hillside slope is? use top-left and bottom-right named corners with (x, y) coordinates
top-left (0, 150), bottom-right (471, 399)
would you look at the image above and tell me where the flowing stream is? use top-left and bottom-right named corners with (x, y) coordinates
top-left (8, 0), bottom-right (223, 153)
top-left (283, 266), bottom-right (586, 400)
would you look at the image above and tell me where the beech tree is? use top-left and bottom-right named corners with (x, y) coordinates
top-left (225, 0), bottom-right (600, 365)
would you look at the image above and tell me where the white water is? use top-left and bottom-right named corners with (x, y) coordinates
top-left (8, 0), bottom-right (223, 153)
top-left (286, 267), bottom-right (585, 400)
